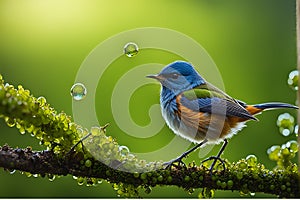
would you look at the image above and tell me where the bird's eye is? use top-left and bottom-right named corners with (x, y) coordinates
top-left (170, 73), bottom-right (179, 79)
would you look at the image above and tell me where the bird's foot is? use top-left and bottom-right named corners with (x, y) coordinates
top-left (163, 156), bottom-right (187, 170)
top-left (201, 156), bottom-right (226, 175)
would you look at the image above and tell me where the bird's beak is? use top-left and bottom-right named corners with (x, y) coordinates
top-left (146, 74), bottom-right (163, 81)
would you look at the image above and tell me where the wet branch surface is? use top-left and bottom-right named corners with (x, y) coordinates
top-left (0, 144), bottom-right (299, 198)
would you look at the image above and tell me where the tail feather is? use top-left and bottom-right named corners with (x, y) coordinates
top-left (253, 102), bottom-right (298, 110)
top-left (241, 102), bottom-right (297, 122)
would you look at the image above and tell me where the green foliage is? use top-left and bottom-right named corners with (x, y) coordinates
top-left (0, 74), bottom-right (82, 154)
top-left (0, 74), bottom-right (299, 198)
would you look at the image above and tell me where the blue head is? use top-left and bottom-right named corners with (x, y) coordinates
top-left (147, 61), bottom-right (206, 95)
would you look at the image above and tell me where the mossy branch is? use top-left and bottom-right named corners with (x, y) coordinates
top-left (0, 144), bottom-right (299, 198)
top-left (0, 75), bottom-right (299, 198)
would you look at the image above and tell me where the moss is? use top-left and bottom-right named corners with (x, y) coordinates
top-left (0, 74), bottom-right (299, 198)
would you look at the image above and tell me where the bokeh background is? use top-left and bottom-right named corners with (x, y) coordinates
top-left (0, 0), bottom-right (298, 198)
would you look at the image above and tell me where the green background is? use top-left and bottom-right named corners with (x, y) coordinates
top-left (0, 0), bottom-right (297, 198)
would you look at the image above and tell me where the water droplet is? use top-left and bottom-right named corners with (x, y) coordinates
top-left (288, 70), bottom-right (298, 90)
top-left (9, 169), bottom-right (16, 174)
top-left (24, 172), bottom-right (32, 177)
top-left (282, 129), bottom-right (290, 136)
top-left (47, 174), bottom-right (56, 181)
top-left (37, 96), bottom-right (47, 106)
top-left (239, 191), bottom-right (248, 197)
top-left (91, 126), bottom-right (101, 136)
top-left (267, 145), bottom-right (281, 160)
top-left (32, 174), bottom-right (39, 178)
top-left (250, 192), bottom-right (256, 197)
top-left (77, 177), bottom-right (85, 185)
top-left (119, 145), bottom-right (130, 156)
top-left (4, 117), bottom-right (15, 127)
top-left (70, 83), bottom-right (87, 101)
top-left (246, 155), bottom-right (257, 166)
top-left (124, 42), bottom-right (139, 57)
top-left (287, 140), bottom-right (298, 152)
top-left (19, 127), bottom-right (26, 135)
top-left (294, 125), bottom-right (298, 136)
top-left (277, 113), bottom-right (294, 136)
top-left (127, 153), bottom-right (136, 160)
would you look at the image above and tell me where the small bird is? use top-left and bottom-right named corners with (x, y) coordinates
top-left (147, 61), bottom-right (298, 171)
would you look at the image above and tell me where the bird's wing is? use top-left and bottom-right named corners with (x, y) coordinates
top-left (180, 83), bottom-right (257, 120)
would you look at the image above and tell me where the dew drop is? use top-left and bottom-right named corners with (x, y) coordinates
top-left (127, 153), bottom-right (136, 160)
top-left (287, 140), bottom-right (298, 152)
top-left (77, 177), bottom-right (85, 186)
top-left (246, 155), bottom-right (257, 166)
top-left (37, 96), bottom-right (47, 106)
top-left (267, 145), bottom-right (280, 160)
top-left (70, 83), bottom-right (87, 101)
top-left (32, 174), bottom-right (39, 178)
top-left (91, 126), bottom-right (101, 136)
top-left (250, 192), bottom-right (256, 197)
top-left (19, 127), bottom-right (26, 135)
top-left (24, 172), bottom-right (32, 177)
top-left (119, 145), bottom-right (130, 156)
top-left (294, 125), bottom-right (298, 136)
top-left (124, 42), bottom-right (139, 57)
top-left (9, 169), bottom-right (16, 174)
top-left (282, 129), bottom-right (290, 136)
top-left (4, 117), bottom-right (15, 127)
top-left (287, 70), bottom-right (298, 91)
top-left (277, 113), bottom-right (294, 136)
top-left (47, 174), bottom-right (56, 181)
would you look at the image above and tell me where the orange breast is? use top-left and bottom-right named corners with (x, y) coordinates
top-left (175, 96), bottom-right (261, 141)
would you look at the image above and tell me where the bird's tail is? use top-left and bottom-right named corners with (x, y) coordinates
top-left (246, 102), bottom-right (298, 116)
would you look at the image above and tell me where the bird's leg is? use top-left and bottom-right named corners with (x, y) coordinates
top-left (163, 139), bottom-right (208, 169)
top-left (201, 139), bottom-right (228, 174)
top-left (67, 123), bottom-right (110, 155)
top-left (67, 132), bottom-right (92, 155)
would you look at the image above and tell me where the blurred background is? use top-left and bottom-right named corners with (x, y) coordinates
top-left (0, 0), bottom-right (297, 198)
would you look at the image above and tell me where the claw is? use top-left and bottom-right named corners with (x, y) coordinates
top-left (163, 157), bottom-right (187, 169)
top-left (201, 156), bottom-right (226, 175)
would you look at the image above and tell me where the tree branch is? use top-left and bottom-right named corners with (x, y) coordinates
top-left (0, 144), bottom-right (299, 198)
top-left (0, 70), bottom-right (299, 197)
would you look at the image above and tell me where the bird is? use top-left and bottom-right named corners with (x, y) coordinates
top-left (147, 60), bottom-right (298, 171)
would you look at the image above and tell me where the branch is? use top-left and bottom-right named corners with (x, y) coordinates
top-left (0, 144), bottom-right (299, 198)
top-left (0, 75), bottom-right (299, 198)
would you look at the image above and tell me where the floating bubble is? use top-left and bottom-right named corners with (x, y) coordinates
top-left (70, 83), bottom-right (87, 101)
top-left (123, 42), bottom-right (139, 57)
top-left (277, 113), bottom-right (294, 137)
top-left (287, 70), bottom-right (298, 91)
top-left (119, 145), bottom-right (130, 156)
